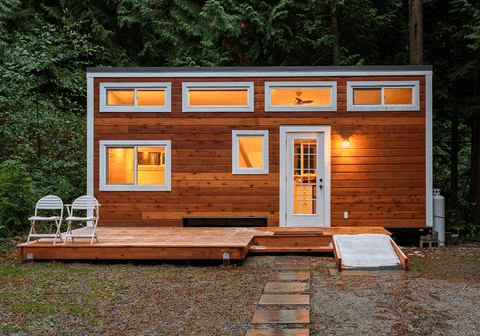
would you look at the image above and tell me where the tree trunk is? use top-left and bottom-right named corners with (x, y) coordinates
top-left (331, 2), bottom-right (340, 66)
top-left (451, 37), bottom-right (459, 196)
top-left (471, 59), bottom-right (480, 225)
top-left (409, 0), bottom-right (423, 65)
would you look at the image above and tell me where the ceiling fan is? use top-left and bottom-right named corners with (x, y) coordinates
top-left (294, 91), bottom-right (314, 105)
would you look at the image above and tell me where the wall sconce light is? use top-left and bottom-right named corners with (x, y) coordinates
top-left (342, 136), bottom-right (350, 149)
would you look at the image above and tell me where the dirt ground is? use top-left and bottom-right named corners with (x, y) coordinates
top-left (0, 238), bottom-right (479, 335)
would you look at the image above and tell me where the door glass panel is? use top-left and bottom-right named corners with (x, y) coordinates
top-left (293, 139), bottom-right (317, 215)
top-left (137, 147), bottom-right (166, 185)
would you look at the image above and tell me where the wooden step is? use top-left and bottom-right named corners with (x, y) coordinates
top-left (249, 245), bottom-right (333, 253)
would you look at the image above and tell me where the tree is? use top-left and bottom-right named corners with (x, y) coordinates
top-left (409, 0), bottom-right (423, 64)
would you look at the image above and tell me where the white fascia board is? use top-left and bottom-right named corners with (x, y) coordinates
top-left (86, 77), bottom-right (94, 225)
top-left (426, 74), bottom-right (433, 227)
top-left (88, 71), bottom-right (433, 78)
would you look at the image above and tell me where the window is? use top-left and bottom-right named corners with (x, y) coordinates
top-left (347, 81), bottom-right (419, 111)
top-left (100, 83), bottom-right (171, 112)
top-left (182, 82), bottom-right (254, 112)
top-left (232, 130), bottom-right (269, 174)
top-left (265, 82), bottom-right (337, 111)
top-left (99, 140), bottom-right (171, 191)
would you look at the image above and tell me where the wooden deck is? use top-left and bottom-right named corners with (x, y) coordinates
top-left (18, 226), bottom-right (391, 261)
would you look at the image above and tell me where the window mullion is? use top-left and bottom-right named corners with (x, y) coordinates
top-left (134, 147), bottom-right (138, 185)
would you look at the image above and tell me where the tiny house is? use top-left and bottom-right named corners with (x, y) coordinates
top-left (86, 66), bottom-right (433, 230)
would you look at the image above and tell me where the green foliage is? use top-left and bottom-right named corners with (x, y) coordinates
top-left (0, 160), bottom-right (40, 236)
top-left (0, 6), bottom-right (97, 237)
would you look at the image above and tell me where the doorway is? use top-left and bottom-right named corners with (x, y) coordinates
top-left (279, 126), bottom-right (331, 227)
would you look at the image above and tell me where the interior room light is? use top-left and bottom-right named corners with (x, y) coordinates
top-left (342, 136), bottom-right (350, 149)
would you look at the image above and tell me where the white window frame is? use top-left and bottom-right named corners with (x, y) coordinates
top-left (347, 81), bottom-right (420, 111)
top-left (265, 81), bottom-right (337, 112)
top-left (232, 130), bottom-right (269, 175)
top-left (182, 82), bottom-right (254, 112)
top-left (99, 82), bottom-right (171, 112)
top-left (99, 140), bottom-right (171, 191)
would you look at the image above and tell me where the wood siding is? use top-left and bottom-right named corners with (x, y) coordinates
top-left (93, 75), bottom-right (427, 228)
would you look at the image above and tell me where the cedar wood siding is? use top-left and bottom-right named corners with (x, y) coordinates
top-left (93, 75), bottom-right (427, 228)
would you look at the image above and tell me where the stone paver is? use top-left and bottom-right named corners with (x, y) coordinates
top-left (264, 283), bottom-right (308, 292)
top-left (251, 310), bottom-right (310, 324)
top-left (245, 329), bottom-right (309, 336)
top-left (258, 294), bottom-right (309, 305)
top-left (272, 263), bottom-right (310, 270)
top-left (270, 272), bottom-right (311, 281)
top-left (275, 256), bottom-right (310, 263)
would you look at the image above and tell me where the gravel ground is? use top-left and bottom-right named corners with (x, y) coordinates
top-left (1, 238), bottom-right (479, 335)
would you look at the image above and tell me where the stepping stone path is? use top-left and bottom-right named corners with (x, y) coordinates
top-left (245, 256), bottom-right (311, 336)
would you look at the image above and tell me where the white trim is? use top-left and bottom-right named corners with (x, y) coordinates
top-left (99, 140), bottom-right (171, 191)
top-left (347, 81), bottom-right (420, 111)
top-left (99, 82), bottom-right (171, 112)
top-left (182, 82), bottom-right (254, 112)
top-left (265, 81), bottom-right (337, 111)
top-left (426, 74), bottom-right (433, 227)
top-left (86, 77), bottom-right (94, 226)
top-left (88, 71), bottom-right (433, 78)
top-left (279, 126), bottom-right (331, 227)
top-left (232, 130), bottom-right (269, 175)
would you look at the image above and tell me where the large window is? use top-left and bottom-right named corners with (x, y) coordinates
top-left (232, 130), bottom-right (269, 174)
top-left (99, 140), bottom-right (171, 191)
top-left (347, 81), bottom-right (420, 111)
top-left (265, 82), bottom-right (337, 111)
top-left (182, 82), bottom-right (254, 112)
top-left (100, 83), bottom-right (171, 112)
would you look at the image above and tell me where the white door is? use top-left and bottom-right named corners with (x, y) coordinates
top-left (280, 126), bottom-right (330, 227)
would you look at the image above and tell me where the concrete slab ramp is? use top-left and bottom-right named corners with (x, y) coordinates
top-left (333, 234), bottom-right (408, 271)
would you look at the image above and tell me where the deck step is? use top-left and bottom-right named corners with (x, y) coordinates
top-left (249, 245), bottom-right (332, 252)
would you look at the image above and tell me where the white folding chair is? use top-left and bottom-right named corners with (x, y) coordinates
top-left (64, 195), bottom-right (100, 245)
top-left (27, 195), bottom-right (64, 244)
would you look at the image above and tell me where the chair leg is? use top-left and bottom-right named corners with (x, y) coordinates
top-left (90, 218), bottom-right (98, 245)
top-left (53, 219), bottom-right (63, 245)
top-left (26, 221), bottom-right (35, 244)
top-left (63, 221), bottom-right (72, 245)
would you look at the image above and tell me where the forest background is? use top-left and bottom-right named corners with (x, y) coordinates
top-left (0, 0), bottom-right (479, 240)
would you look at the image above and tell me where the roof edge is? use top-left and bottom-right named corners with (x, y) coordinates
top-left (87, 65), bottom-right (433, 73)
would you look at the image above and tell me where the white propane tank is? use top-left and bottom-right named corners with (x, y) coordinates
top-left (433, 189), bottom-right (445, 246)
